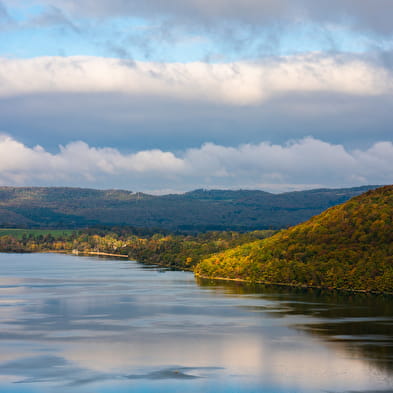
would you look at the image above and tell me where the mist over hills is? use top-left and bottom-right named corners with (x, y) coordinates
top-left (0, 185), bottom-right (379, 232)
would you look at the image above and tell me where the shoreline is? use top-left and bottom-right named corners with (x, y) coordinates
top-left (84, 251), bottom-right (128, 258)
top-left (37, 250), bottom-right (129, 258)
top-left (194, 273), bottom-right (393, 296)
top-left (0, 249), bottom-right (391, 296)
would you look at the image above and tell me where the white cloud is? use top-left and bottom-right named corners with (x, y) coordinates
top-left (0, 134), bottom-right (391, 192)
top-left (0, 135), bottom-right (185, 185)
top-left (0, 55), bottom-right (391, 106)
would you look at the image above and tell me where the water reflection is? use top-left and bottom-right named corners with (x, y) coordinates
top-left (0, 253), bottom-right (392, 393)
top-left (197, 278), bottom-right (393, 374)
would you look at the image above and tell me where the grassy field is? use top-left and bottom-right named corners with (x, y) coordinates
top-left (0, 229), bottom-right (75, 239)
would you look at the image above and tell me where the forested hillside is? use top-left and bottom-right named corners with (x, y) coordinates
top-left (195, 186), bottom-right (393, 293)
top-left (0, 227), bottom-right (275, 270)
top-left (0, 185), bottom-right (377, 232)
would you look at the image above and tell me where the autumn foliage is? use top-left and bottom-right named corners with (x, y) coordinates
top-left (195, 186), bottom-right (393, 293)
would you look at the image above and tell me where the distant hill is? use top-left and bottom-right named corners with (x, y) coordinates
top-left (195, 185), bottom-right (393, 293)
top-left (0, 185), bottom-right (379, 232)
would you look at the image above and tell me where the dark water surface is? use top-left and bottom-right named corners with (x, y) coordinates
top-left (0, 253), bottom-right (392, 393)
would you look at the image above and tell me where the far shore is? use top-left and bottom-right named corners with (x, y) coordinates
top-left (43, 250), bottom-right (129, 258)
top-left (85, 251), bottom-right (129, 258)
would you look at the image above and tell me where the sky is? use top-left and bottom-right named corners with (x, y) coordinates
top-left (0, 0), bottom-right (392, 193)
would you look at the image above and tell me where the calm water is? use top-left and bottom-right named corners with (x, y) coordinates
top-left (0, 253), bottom-right (392, 393)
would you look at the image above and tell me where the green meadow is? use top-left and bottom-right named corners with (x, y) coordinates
top-left (0, 229), bottom-right (75, 239)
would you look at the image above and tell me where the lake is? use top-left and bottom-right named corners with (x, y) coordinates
top-left (0, 253), bottom-right (392, 393)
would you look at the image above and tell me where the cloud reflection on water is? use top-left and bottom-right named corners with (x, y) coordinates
top-left (0, 253), bottom-right (392, 392)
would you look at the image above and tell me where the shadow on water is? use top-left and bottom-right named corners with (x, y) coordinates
top-left (196, 277), bottom-right (393, 374)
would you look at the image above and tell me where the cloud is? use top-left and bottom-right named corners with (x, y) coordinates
top-left (27, 0), bottom-right (393, 37)
top-left (3, 0), bottom-right (393, 66)
top-left (26, 5), bottom-right (80, 33)
top-left (0, 0), bottom-right (11, 26)
top-left (0, 54), bottom-right (391, 106)
top-left (1, 54), bottom-right (392, 154)
top-left (0, 135), bottom-right (185, 185)
top-left (0, 135), bottom-right (391, 192)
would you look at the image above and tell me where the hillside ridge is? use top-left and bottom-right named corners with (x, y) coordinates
top-left (0, 185), bottom-right (380, 232)
top-left (195, 185), bottom-right (393, 293)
